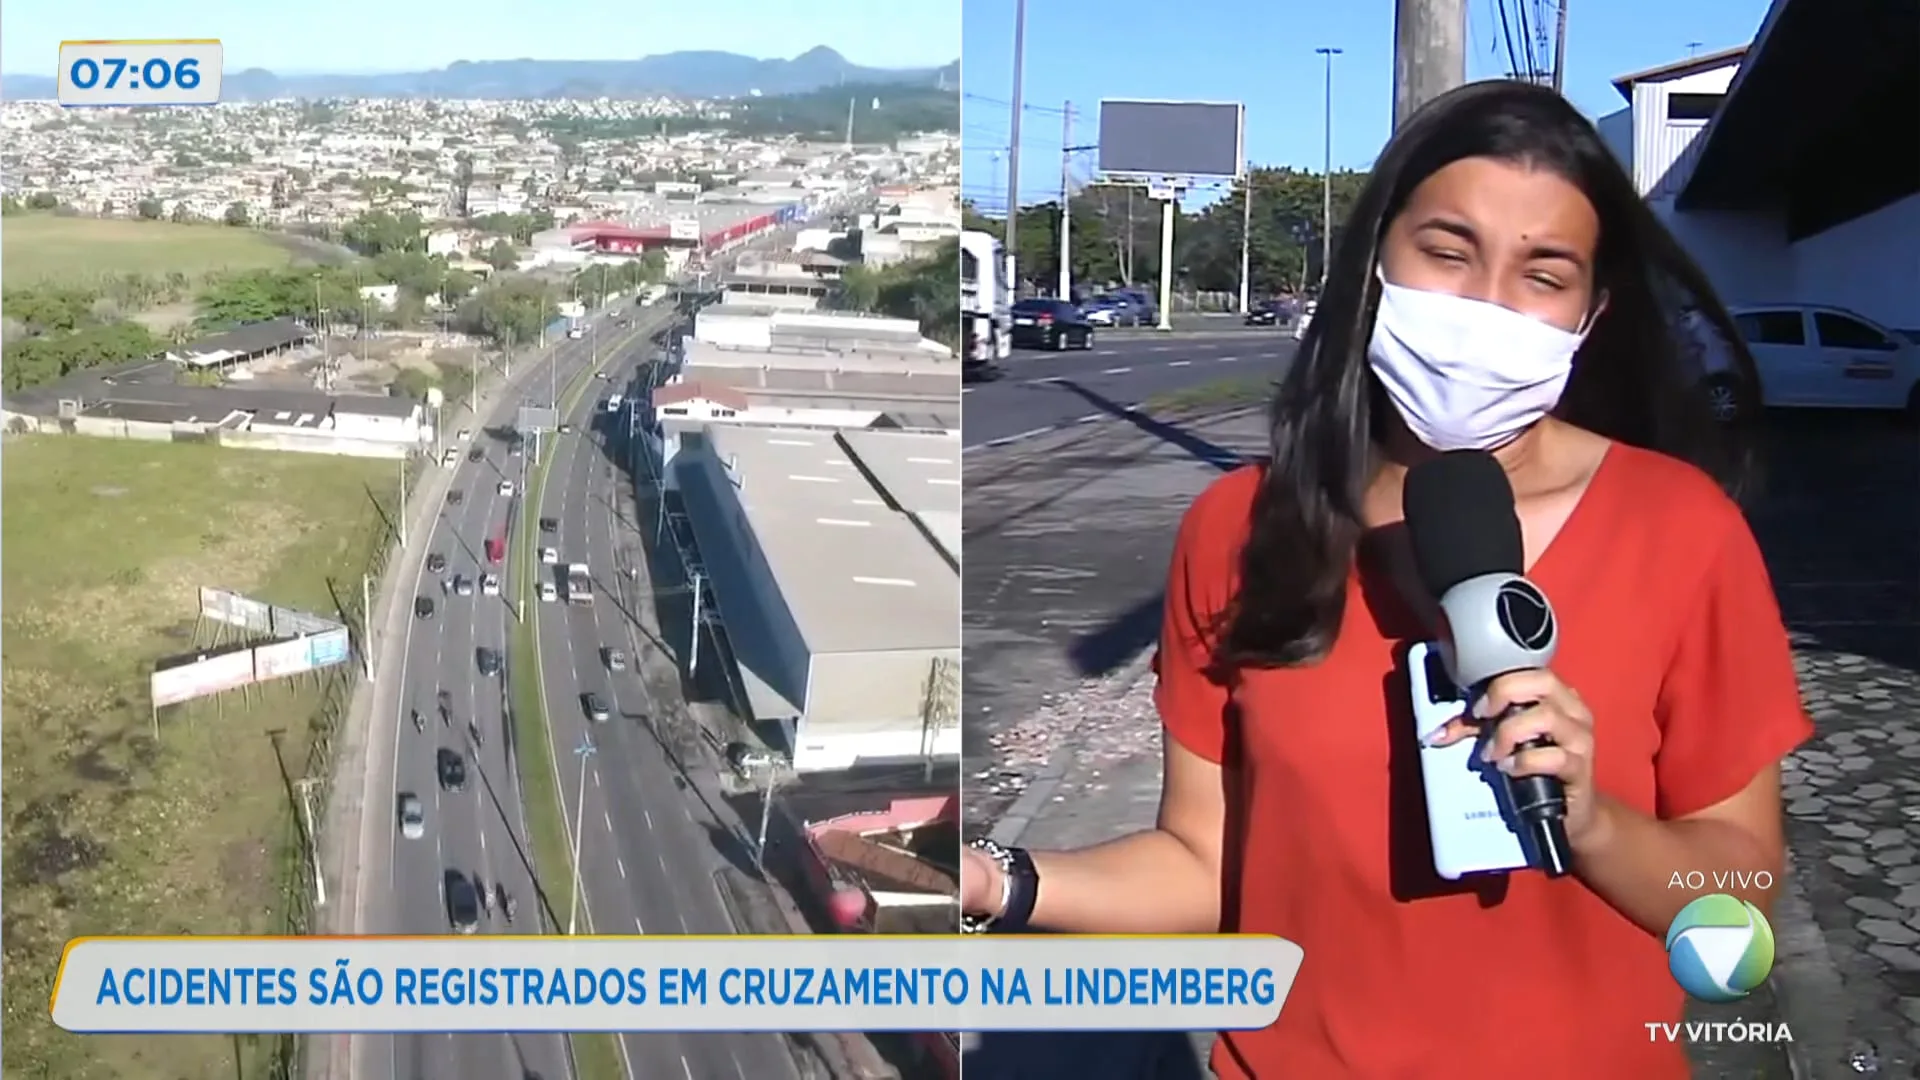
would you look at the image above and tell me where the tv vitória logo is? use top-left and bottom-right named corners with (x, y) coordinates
top-left (1665, 893), bottom-right (1775, 1003)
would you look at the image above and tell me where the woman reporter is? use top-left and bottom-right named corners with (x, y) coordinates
top-left (960, 81), bottom-right (1809, 1078)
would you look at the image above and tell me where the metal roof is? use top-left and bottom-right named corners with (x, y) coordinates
top-left (694, 424), bottom-right (959, 657)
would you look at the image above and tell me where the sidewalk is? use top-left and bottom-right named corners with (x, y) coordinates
top-left (958, 406), bottom-right (1908, 1079)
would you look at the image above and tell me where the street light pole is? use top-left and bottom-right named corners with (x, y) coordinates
top-left (1315, 47), bottom-right (1344, 292)
top-left (566, 738), bottom-right (598, 935)
top-left (1004, 0), bottom-right (1028, 265)
top-left (1238, 163), bottom-right (1254, 314)
top-left (294, 777), bottom-right (326, 907)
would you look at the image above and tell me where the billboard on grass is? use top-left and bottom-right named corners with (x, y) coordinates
top-left (200, 588), bottom-right (274, 634)
top-left (253, 637), bottom-right (315, 680)
top-left (151, 648), bottom-right (258, 707)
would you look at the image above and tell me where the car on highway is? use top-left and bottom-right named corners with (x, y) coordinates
top-left (509, 439), bottom-right (523, 457)
top-left (452, 575), bottom-right (474, 597)
top-left (436, 748), bottom-right (467, 792)
top-left (1105, 288), bottom-right (1159, 326)
top-left (581, 692), bottom-right (611, 723)
top-left (539, 581), bottom-right (559, 603)
top-left (540, 547), bottom-right (559, 565)
top-left (414, 596), bottom-right (435, 619)
top-left (444, 871), bottom-right (480, 934)
top-left (1245, 299), bottom-right (1290, 327)
top-left (1079, 298), bottom-right (1118, 327)
top-left (398, 794), bottom-right (425, 839)
top-left (447, 489), bottom-right (464, 505)
top-left (476, 647), bottom-right (501, 677)
top-left (539, 517), bottom-right (559, 533)
top-left (567, 327), bottom-right (584, 340)
top-left (427, 553), bottom-right (447, 574)
top-left (558, 422), bottom-right (575, 434)
top-left (481, 573), bottom-right (500, 596)
top-left (604, 647), bottom-right (628, 672)
top-left (595, 370), bottom-right (611, 379)
top-left (497, 480), bottom-right (516, 497)
top-left (467, 447), bottom-right (484, 463)
top-left (1010, 299), bottom-right (1096, 351)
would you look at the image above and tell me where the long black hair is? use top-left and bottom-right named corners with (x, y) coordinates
top-left (1218, 79), bottom-right (1761, 669)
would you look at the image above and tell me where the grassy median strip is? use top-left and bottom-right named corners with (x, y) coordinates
top-left (1144, 373), bottom-right (1274, 414)
top-left (505, 322), bottom-right (652, 1080)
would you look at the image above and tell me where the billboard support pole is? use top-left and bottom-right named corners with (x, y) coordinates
top-left (294, 777), bottom-right (326, 908)
top-left (360, 573), bottom-right (375, 681)
top-left (1058, 102), bottom-right (1074, 302)
top-left (1238, 166), bottom-right (1254, 315)
top-left (1157, 197), bottom-right (1175, 332)
top-left (689, 571), bottom-right (705, 677)
top-left (150, 697), bottom-right (160, 741)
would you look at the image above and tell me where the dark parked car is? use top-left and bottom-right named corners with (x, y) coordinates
top-left (467, 447), bottom-right (484, 462)
top-left (539, 517), bottom-right (559, 533)
top-left (436, 748), bottom-right (467, 791)
top-left (1010, 299), bottom-right (1095, 351)
top-left (476, 647), bottom-right (501, 677)
top-left (582, 692), bottom-right (610, 723)
top-left (427, 553), bottom-right (447, 574)
top-left (1245, 300), bottom-right (1288, 327)
top-left (444, 870), bottom-right (480, 933)
top-left (414, 596), bottom-right (435, 619)
top-left (446, 489), bottom-right (464, 505)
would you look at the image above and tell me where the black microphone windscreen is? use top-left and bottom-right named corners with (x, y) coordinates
top-left (1402, 450), bottom-right (1524, 596)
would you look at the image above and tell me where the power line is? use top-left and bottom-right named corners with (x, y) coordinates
top-left (962, 91), bottom-right (1066, 117)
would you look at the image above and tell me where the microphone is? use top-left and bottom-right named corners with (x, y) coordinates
top-left (1402, 450), bottom-right (1573, 879)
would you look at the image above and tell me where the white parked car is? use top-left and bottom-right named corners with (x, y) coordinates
top-left (540, 547), bottom-right (559, 565)
top-left (480, 574), bottom-right (500, 597)
top-left (497, 480), bottom-right (515, 497)
top-left (1708, 304), bottom-right (1920, 421)
top-left (539, 582), bottom-right (558, 603)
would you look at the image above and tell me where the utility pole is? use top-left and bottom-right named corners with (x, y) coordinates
top-left (688, 571), bottom-right (705, 675)
top-left (566, 738), bottom-right (597, 935)
top-left (1551, 1), bottom-right (1571, 93)
top-left (1004, 0), bottom-right (1028, 265)
top-left (396, 456), bottom-right (408, 549)
top-left (754, 767), bottom-right (780, 874)
top-left (1058, 102), bottom-right (1074, 301)
top-left (294, 777), bottom-right (326, 907)
top-left (1393, 0), bottom-right (1467, 129)
top-left (1316, 47), bottom-right (1343, 291)
top-left (1237, 165), bottom-right (1254, 314)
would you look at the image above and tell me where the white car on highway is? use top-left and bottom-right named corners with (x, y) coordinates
top-left (398, 794), bottom-right (425, 840)
top-left (497, 480), bottom-right (515, 497)
top-left (540, 547), bottom-right (558, 565)
top-left (481, 574), bottom-right (500, 596)
top-left (539, 582), bottom-right (558, 603)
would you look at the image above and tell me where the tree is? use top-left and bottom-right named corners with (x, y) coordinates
top-left (482, 240), bottom-right (519, 272)
top-left (342, 210), bottom-right (424, 257)
top-left (136, 198), bottom-right (163, 220)
top-left (454, 278), bottom-right (557, 346)
top-left (170, 203), bottom-right (196, 223)
top-left (837, 241), bottom-right (959, 349)
top-left (223, 202), bottom-right (250, 227)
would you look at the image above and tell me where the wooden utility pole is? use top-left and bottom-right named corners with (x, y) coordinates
top-left (1551, 1), bottom-right (1571, 93)
top-left (1393, 0), bottom-right (1468, 129)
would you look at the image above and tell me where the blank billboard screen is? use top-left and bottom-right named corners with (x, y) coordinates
top-left (1097, 100), bottom-right (1245, 179)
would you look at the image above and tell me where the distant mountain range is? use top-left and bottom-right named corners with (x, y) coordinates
top-left (2, 46), bottom-right (958, 102)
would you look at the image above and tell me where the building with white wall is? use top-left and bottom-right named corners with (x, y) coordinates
top-left (1601, 0), bottom-right (1918, 329)
top-left (671, 424), bottom-right (960, 772)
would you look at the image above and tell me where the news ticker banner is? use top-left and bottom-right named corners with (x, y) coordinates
top-left (58, 40), bottom-right (224, 107)
top-left (53, 935), bottom-right (1305, 1034)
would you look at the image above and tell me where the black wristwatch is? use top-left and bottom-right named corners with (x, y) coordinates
top-left (963, 837), bottom-right (1039, 934)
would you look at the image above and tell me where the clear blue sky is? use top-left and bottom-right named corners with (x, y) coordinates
top-left (962, 0), bottom-right (1773, 211)
top-left (4, 0), bottom-right (959, 75)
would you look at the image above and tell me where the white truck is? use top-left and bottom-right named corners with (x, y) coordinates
top-left (564, 563), bottom-right (593, 605)
top-left (960, 229), bottom-right (1012, 378)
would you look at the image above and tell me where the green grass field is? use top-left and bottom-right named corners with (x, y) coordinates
top-left (2, 215), bottom-right (301, 285)
top-left (0, 436), bottom-right (398, 1080)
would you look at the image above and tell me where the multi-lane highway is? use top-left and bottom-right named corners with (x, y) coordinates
top-left (962, 330), bottom-right (1294, 448)
top-left (529, 334), bottom-right (800, 1080)
top-left (350, 304), bottom-right (658, 1080)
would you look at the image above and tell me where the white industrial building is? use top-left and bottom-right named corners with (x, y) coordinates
top-left (671, 424), bottom-right (960, 772)
top-left (1597, 0), bottom-right (1918, 329)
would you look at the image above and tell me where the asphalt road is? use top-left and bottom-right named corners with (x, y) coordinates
top-left (530, 329), bottom-right (800, 1080)
top-left (961, 330), bottom-right (1296, 449)
top-left (355, 307), bottom-right (648, 1080)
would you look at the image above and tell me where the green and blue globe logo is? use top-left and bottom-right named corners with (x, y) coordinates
top-left (1666, 893), bottom-right (1775, 1002)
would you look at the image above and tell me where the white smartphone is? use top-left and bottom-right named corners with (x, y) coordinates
top-left (1406, 641), bottom-right (1533, 879)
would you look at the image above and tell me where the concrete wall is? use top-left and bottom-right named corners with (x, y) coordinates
top-left (216, 429), bottom-right (411, 458)
top-left (70, 416), bottom-right (180, 441)
top-left (796, 647), bottom-right (961, 772)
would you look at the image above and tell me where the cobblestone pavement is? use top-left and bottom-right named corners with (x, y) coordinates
top-left (961, 406), bottom-right (1918, 1079)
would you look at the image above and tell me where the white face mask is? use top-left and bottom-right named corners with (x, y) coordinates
top-left (1366, 276), bottom-right (1592, 452)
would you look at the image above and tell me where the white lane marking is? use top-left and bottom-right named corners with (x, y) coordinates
top-left (643, 809), bottom-right (654, 830)
top-left (1218, 355), bottom-right (1239, 362)
top-left (603, 810), bottom-right (614, 832)
top-left (681, 1054), bottom-right (694, 1080)
top-left (1101, 366), bottom-right (1132, 375)
top-left (1150, 345), bottom-right (1172, 352)
top-left (1170, 360), bottom-right (1192, 367)
top-left (1075, 414), bottom-right (1101, 424)
top-left (617, 857), bottom-right (627, 879)
top-left (638, 915), bottom-right (648, 933)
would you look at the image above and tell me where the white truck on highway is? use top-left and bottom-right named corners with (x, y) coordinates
top-left (961, 229), bottom-right (1012, 378)
top-left (564, 563), bottom-right (593, 605)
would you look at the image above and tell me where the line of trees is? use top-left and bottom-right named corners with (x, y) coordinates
top-left (538, 81), bottom-right (957, 145)
top-left (967, 166), bottom-right (1371, 299)
top-left (837, 238), bottom-right (959, 349)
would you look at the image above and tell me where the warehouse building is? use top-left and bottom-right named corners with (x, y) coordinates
top-left (671, 423), bottom-right (960, 773)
